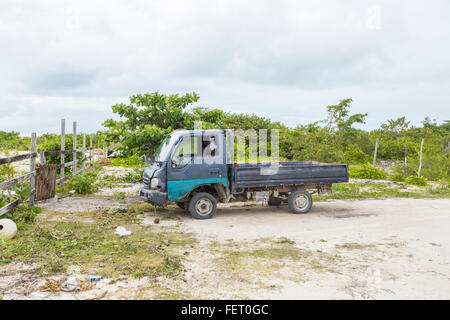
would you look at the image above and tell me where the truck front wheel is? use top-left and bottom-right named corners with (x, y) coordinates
top-left (188, 193), bottom-right (217, 219)
top-left (288, 189), bottom-right (312, 214)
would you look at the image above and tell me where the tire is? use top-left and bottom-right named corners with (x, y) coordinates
top-left (288, 189), bottom-right (312, 214)
top-left (176, 201), bottom-right (186, 210)
top-left (188, 193), bottom-right (217, 219)
top-left (268, 197), bottom-right (282, 206)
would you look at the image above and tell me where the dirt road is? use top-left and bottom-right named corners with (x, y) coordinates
top-left (2, 197), bottom-right (449, 300)
top-left (176, 198), bottom-right (450, 299)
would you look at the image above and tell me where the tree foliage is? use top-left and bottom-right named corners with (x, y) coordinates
top-left (98, 92), bottom-right (449, 181)
top-left (102, 92), bottom-right (200, 155)
top-left (4, 92), bottom-right (445, 182)
top-left (0, 131), bottom-right (30, 150)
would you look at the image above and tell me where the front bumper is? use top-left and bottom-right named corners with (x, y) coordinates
top-left (139, 188), bottom-right (168, 207)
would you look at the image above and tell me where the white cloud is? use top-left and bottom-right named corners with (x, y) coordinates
top-left (0, 0), bottom-right (449, 134)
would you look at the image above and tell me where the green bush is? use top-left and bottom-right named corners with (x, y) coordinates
top-left (3, 205), bottom-right (42, 230)
top-left (406, 152), bottom-right (450, 181)
top-left (12, 182), bottom-right (31, 202)
top-left (1, 186), bottom-right (41, 230)
top-left (438, 177), bottom-right (450, 188)
top-left (0, 181), bottom-right (31, 209)
top-left (0, 193), bottom-right (10, 208)
top-left (0, 163), bottom-right (18, 181)
top-left (349, 164), bottom-right (387, 180)
top-left (390, 173), bottom-right (406, 182)
top-left (0, 170), bottom-right (5, 183)
top-left (344, 145), bottom-right (370, 164)
top-left (37, 135), bottom-right (82, 166)
top-left (377, 137), bottom-right (419, 160)
top-left (122, 168), bottom-right (144, 183)
top-left (67, 171), bottom-right (99, 194)
top-left (332, 183), bottom-right (361, 194)
top-left (110, 154), bottom-right (144, 168)
top-left (0, 131), bottom-right (29, 150)
top-left (391, 162), bottom-right (416, 178)
top-left (405, 176), bottom-right (428, 187)
top-left (113, 191), bottom-right (126, 200)
top-left (93, 162), bottom-right (104, 171)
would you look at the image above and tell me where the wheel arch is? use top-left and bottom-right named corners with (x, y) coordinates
top-left (167, 178), bottom-right (228, 202)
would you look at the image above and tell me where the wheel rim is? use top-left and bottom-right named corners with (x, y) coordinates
top-left (293, 193), bottom-right (309, 211)
top-left (195, 198), bottom-right (213, 216)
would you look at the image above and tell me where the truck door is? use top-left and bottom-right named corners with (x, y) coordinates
top-left (166, 132), bottom-right (228, 202)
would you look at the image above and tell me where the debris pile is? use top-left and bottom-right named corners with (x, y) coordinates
top-left (39, 277), bottom-right (97, 293)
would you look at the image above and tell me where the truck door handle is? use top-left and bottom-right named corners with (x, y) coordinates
top-left (209, 168), bottom-right (220, 175)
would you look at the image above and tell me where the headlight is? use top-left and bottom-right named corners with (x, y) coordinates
top-left (150, 178), bottom-right (160, 189)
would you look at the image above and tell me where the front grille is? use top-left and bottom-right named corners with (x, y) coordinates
top-left (143, 177), bottom-right (150, 186)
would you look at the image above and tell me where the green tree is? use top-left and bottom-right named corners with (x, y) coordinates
top-left (0, 131), bottom-right (29, 150)
top-left (325, 98), bottom-right (368, 145)
top-left (380, 116), bottom-right (410, 137)
top-left (102, 92), bottom-right (200, 156)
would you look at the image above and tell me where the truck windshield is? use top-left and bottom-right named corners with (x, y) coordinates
top-left (154, 134), bottom-right (179, 161)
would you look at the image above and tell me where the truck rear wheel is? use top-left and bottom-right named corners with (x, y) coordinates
top-left (288, 189), bottom-right (312, 214)
top-left (188, 193), bottom-right (217, 219)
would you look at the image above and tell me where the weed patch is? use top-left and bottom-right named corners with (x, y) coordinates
top-left (335, 242), bottom-right (376, 250)
top-left (66, 171), bottom-right (99, 194)
top-left (2, 205), bottom-right (42, 230)
top-left (314, 182), bottom-right (450, 201)
top-left (405, 176), bottom-right (428, 187)
top-left (0, 211), bottom-right (195, 278)
top-left (113, 191), bottom-right (126, 200)
top-left (349, 164), bottom-right (387, 180)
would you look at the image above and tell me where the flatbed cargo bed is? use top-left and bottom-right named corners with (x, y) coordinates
top-left (233, 161), bottom-right (349, 189)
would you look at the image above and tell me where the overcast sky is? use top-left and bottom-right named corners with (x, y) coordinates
top-left (1, 0), bottom-right (449, 136)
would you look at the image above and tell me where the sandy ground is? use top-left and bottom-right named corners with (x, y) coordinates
top-left (2, 194), bottom-right (449, 300)
top-left (178, 198), bottom-right (450, 299)
top-left (3, 156), bottom-right (448, 299)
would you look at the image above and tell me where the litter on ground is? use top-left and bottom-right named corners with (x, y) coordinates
top-left (115, 226), bottom-right (132, 237)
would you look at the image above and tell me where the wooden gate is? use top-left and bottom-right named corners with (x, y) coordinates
top-left (35, 164), bottom-right (58, 201)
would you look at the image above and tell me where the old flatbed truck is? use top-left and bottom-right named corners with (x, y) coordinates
top-left (139, 129), bottom-right (349, 219)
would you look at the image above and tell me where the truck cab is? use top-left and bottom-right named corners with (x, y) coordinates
top-left (140, 129), bottom-right (349, 219)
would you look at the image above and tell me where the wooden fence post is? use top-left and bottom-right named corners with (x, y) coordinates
top-left (40, 152), bottom-right (46, 165)
top-left (97, 137), bottom-right (100, 162)
top-left (418, 138), bottom-right (424, 177)
top-left (73, 121), bottom-right (77, 176)
top-left (90, 135), bottom-right (93, 167)
top-left (373, 138), bottom-right (379, 166)
top-left (29, 133), bottom-right (36, 206)
top-left (61, 119), bottom-right (65, 186)
top-left (82, 133), bottom-right (86, 171)
top-left (404, 140), bottom-right (408, 173)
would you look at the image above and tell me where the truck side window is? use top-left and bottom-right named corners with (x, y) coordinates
top-left (172, 136), bottom-right (199, 168)
top-left (202, 135), bottom-right (218, 157)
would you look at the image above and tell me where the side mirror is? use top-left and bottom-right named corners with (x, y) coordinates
top-left (144, 155), bottom-right (155, 164)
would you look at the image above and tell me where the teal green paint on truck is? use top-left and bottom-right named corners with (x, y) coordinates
top-left (167, 177), bottom-right (229, 201)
